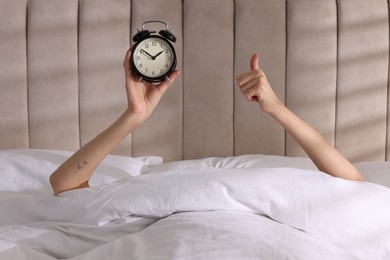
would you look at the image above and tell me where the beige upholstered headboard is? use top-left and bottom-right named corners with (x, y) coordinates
top-left (0, 0), bottom-right (389, 163)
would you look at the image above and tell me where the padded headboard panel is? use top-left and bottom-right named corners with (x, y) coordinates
top-left (0, 0), bottom-right (389, 163)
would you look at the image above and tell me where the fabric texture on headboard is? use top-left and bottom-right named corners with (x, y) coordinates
top-left (0, 0), bottom-right (389, 163)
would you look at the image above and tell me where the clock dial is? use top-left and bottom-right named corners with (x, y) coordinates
top-left (133, 36), bottom-right (175, 80)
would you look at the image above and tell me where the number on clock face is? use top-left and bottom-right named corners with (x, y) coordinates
top-left (133, 37), bottom-right (175, 79)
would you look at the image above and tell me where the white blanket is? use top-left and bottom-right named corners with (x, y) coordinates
top-left (1, 167), bottom-right (389, 259)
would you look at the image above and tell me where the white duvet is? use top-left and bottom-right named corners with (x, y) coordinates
top-left (1, 167), bottom-right (389, 259)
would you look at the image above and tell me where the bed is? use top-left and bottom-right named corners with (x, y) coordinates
top-left (1, 0), bottom-right (390, 259)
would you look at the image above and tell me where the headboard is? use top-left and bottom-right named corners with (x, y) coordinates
top-left (0, 0), bottom-right (389, 163)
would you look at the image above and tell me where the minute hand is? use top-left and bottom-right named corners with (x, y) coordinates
top-left (141, 49), bottom-right (154, 59)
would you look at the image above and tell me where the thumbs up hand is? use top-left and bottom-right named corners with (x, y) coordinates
top-left (236, 53), bottom-right (282, 114)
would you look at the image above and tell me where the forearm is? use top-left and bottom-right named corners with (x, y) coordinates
top-left (50, 112), bottom-right (143, 195)
top-left (237, 53), bottom-right (363, 181)
top-left (269, 104), bottom-right (364, 181)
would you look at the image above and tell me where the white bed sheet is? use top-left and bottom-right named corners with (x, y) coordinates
top-left (1, 150), bottom-right (390, 259)
top-left (1, 164), bottom-right (389, 260)
top-left (69, 211), bottom-right (356, 260)
top-left (0, 149), bottom-right (162, 193)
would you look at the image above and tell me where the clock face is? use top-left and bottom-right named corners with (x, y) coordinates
top-left (132, 36), bottom-right (176, 82)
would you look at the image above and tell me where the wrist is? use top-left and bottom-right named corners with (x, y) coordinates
top-left (265, 100), bottom-right (285, 117)
top-left (122, 110), bottom-right (148, 126)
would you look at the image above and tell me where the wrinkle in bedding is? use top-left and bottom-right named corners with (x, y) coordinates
top-left (70, 211), bottom-right (358, 260)
top-left (0, 167), bottom-right (389, 259)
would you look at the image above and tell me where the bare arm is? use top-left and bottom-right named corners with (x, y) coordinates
top-left (236, 53), bottom-right (364, 181)
top-left (49, 48), bottom-right (180, 195)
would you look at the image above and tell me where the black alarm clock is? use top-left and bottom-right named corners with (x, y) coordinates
top-left (131, 21), bottom-right (177, 83)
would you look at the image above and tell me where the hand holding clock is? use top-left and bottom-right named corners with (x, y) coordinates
top-left (49, 47), bottom-right (179, 195)
top-left (123, 47), bottom-right (180, 123)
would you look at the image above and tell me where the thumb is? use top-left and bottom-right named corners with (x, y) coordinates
top-left (155, 69), bottom-right (180, 95)
top-left (250, 53), bottom-right (260, 71)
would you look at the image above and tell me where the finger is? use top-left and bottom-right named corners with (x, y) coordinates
top-left (124, 47), bottom-right (131, 67)
top-left (156, 69), bottom-right (180, 95)
top-left (250, 53), bottom-right (260, 71)
top-left (236, 71), bottom-right (253, 86)
top-left (123, 47), bottom-right (132, 74)
top-left (236, 69), bottom-right (262, 87)
top-left (243, 86), bottom-right (260, 102)
top-left (239, 77), bottom-right (260, 94)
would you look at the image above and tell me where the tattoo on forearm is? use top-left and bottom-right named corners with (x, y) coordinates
top-left (74, 160), bottom-right (88, 174)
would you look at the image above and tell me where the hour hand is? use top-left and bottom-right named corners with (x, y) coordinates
top-left (153, 51), bottom-right (164, 59)
top-left (140, 49), bottom-right (153, 59)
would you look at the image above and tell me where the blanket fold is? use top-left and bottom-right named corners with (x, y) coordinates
top-left (1, 167), bottom-right (389, 258)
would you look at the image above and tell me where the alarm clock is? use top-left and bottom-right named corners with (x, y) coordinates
top-left (131, 21), bottom-right (177, 83)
